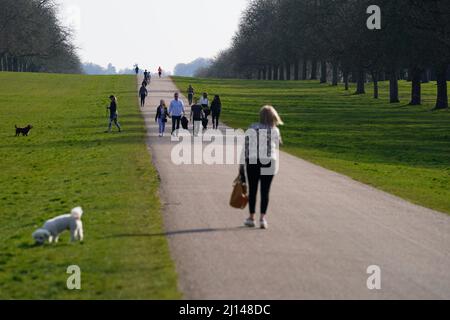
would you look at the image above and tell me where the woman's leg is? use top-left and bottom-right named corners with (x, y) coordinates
top-left (158, 118), bottom-right (163, 134)
top-left (246, 164), bottom-right (260, 217)
top-left (215, 114), bottom-right (220, 129)
top-left (114, 118), bottom-right (121, 131)
top-left (260, 174), bottom-right (274, 215)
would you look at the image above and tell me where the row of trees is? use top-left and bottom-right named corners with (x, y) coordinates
top-left (199, 0), bottom-right (449, 109)
top-left (0, 0), bottom-right (81, 74)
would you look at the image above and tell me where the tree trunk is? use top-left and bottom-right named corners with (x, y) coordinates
top-left (320, 61), bottom-right (327, 83)
top-left (279, 64), bottom-right (285, 80)
top-left (302, 60), bottom-right (307, 80)
top-left (286, 63), bottom-right (291, 80)
top-left (332, 64), bottom-right (338, 86)
top-left (294, 60), bottom-right (299, 80)
top-left (435, 65), bottom-right (449, 109)
top-left (343, 70), bottom-right (349, 90)
top-left (273, 65), bottom-right (279, 80)
top-left (371, 71), bottom-right (379, 99)
top-left (409, 67), bottom-right (422, 105)
top-left (310, 60), bottom-right (318, 80)
top-left (421, 69), bottom-right (430, 83)
top-left (389, 70), bottom-right (400, 103)
top-left (267, 65), bottom-right (272, 80)
top-left (355, 68), bottom-right (365, 94)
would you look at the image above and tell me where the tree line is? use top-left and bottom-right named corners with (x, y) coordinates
top-left (0, 0), bottom-right (81, 74)
top-left (198, 0), bottom-right (449, 109)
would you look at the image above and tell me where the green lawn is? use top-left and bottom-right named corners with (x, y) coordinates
top-left (173, 76), bottom-right (450, 214)
top-left (0, 72), bottom-right (180, 299)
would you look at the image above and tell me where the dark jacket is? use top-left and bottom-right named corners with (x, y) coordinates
top-left (155, 105), bottom-right (169, 121)
top-left (210, 99), bottom-right (222, 115)
top-left (109, 101), bottom-right (118, 118)
top-left (139, 86), bottom-right (148, 96)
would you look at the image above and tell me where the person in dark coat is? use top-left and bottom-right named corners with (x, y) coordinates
top-left (210, 95), bottom-right (222, 129)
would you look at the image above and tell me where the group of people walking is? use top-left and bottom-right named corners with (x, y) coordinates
top-left (152, 86), bottom-right (222, 137)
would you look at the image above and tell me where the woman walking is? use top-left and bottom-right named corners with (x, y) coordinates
top-left (210, 95), bottom-right (222, 129)
top-left (242, 105), bottom-right (283, 229)
top-left (106, 95), bottom-right (122, 133)
top-left (187, 85), bottom-right (194, 105)
top-left (155, 99), bottom-right (169, 137)
top-left (139, 84), bottom-right (148, 108)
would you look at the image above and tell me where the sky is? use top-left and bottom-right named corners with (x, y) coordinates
top-left (58, 0), bottom-right (249, 73)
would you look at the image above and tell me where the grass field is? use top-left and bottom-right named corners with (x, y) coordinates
top-left (173, 77), bottom-right (450, 214)
top-left (0, 72), bottom-right (180, 299)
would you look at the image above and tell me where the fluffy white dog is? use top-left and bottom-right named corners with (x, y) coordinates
top-left (32, 207), bottom-right (84, 245)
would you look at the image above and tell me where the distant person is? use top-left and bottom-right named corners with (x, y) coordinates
top-left (158, 66), bottom-right (162, 78)
top-left (155, 99), bottom-right (169, 137)
top-left (242, 105), bottom-right (283, 229)
top-left (189, 97), bottom-right (204, 136)
top-left (139, 84), bottom-right (148, 108)
top-left (169, 92), bottom-right (185, 135)
top-left (142, 79), bottom-right (148, 87)
top-left (106, 95), bottom-right (122, 133)
top-left (210, 95), bottom-right (222, 129)
top-left (144, 70), bottom-right (148, 81)
top-left (199, 92), bottom-right (210, 127)
top-left (135, 65), bottom-right (139, 75)
top-left (187, 85), bottom-right (194, 105)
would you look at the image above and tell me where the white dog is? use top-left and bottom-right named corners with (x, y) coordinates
top-left (32, 207), bottom-right (84, 245)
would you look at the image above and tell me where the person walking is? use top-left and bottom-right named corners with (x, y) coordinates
top-left (158, 66), bottom-right (162, 78)
top-left (106, 95), bottom-right (122, 133)
top-left (144, 69), bottom-right (148, 81)
top-left (199, 92), bottom-right (210, 129)
top-left (155, 99), bottom-right (169, 137)
top-left (210, 95), bottom-right (222, 129)
top-left (242, 105), bottom-right (283, 229)
top-left (139, 84), bottom-right (148, 108)
top-left (187, 85), bottom-right (194, 105)
top-left (169, 92), bottom-right (185, 135)
top-left (134, 65), bottom-right (139, 75)
top-left (190, 97), bottom-right (204, 136)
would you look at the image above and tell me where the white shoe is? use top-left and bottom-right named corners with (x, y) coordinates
top-left (244, 219), bottom-right (256, 228)
top-left (260, 219), bottom-right (268, 230)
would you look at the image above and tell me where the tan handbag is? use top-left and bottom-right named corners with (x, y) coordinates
top-left (230, 174), bottom-right (248, 209)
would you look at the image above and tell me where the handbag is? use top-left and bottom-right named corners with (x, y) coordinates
top-left (229, 166), bottom-right (248, 209)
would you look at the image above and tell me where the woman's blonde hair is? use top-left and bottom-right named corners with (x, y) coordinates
top-left (160, 99), bottom-right (166, 107)
top-left (260, 105), bottom-right (284, 127)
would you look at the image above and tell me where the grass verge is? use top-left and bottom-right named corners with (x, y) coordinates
top-left (0, 72), bottom-right (180, 299)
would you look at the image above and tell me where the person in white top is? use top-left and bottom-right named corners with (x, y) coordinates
top-left (169, 92), bottom-right (185, 134)
top-left (241, 105), bottom-right (283, 230)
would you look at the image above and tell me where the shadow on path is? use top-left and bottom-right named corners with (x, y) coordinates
top-left (106, 226), bottom-right (259, 239)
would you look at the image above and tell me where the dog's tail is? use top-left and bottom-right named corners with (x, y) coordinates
top-left (71, 207), bottom-right (83, 219)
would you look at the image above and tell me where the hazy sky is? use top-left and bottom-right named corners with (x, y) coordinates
top-left (59, 0), bottom-right (248, 73)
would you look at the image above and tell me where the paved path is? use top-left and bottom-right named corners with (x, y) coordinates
top-left (139, 76), bottom-right (450, 299)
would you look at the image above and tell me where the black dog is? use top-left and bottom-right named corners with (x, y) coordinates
top-left (181, 116), bottom-right (189, 130)
top-left (15, 125), bottom-right (33, 136)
